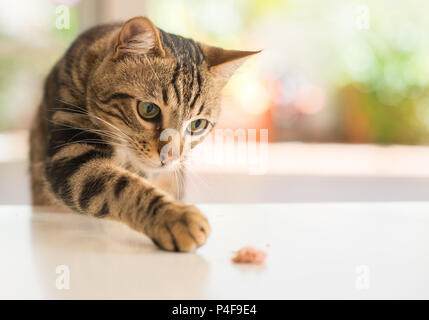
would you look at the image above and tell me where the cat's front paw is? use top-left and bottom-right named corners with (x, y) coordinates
top-left (151, 203), bottom-right (210, 252)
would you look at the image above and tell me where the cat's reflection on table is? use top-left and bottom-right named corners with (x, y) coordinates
top-left (29, 207), bottom-right (210, 299)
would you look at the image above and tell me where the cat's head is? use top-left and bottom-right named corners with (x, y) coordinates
top-left (87, 16), bottom-right (259, 171)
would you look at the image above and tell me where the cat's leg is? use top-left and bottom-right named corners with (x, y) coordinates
top-left (44, 143), bottom-right (210, 252)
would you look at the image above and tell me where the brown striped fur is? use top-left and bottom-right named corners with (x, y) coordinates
top-left (30, 17), bottom-right (258, 251)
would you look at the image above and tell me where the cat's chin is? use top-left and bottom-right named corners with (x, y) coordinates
top-left (115, 147), bottom-right (180, 174)
top-left (146, 167), bottom-right (178, 174)
top-left (132, 156), bottom-right (180, 174)
top-left (141, 162), bottom-right (180, 173)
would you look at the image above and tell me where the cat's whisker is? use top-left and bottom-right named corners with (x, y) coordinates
top-left (177, 167), bottom-right (185, 198)
top-left (50, 122), bottom-right (130, 146)
top-left (173, 169), bottom-right (180, 199)
top-left (54, 100), bottom-right (90, 115)
top-left (183, 164), bottom-right (214, 200)
top-left (85, 111), bottom-right (133, 141)
top-left (55, 98), bottom-right (134, 145)
top-left (54, 139), bottom-right (126, 150)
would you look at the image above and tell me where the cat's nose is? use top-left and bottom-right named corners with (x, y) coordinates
top-left (160, 153), bottom-right (179, 166)
top-left (158, 136), bottom-right (183, 166)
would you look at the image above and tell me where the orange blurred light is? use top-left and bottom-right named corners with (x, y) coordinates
top-left (295, 85), bottom-right (326, 114)
top-left (235, 79), bottom-right (271, 115)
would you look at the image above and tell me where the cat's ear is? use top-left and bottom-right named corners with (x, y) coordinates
top-left (200, 44), bottom-right (261, 81)
top-left (114, 16), bottom-right (165, 57)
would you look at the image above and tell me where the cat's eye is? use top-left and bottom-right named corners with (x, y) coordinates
top-left (137, 102), bottom-right (160, 119)
top-left (187, 119), bottom-right (209, 135)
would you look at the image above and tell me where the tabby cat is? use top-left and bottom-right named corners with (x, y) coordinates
top-left (30, 16), bottom-right (258, 251)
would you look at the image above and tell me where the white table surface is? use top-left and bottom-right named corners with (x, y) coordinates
top-left (1, 203), bottom-right (429, 299)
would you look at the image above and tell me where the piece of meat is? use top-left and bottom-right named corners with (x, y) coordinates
top-left (232, 246), bottom-right (267, 264)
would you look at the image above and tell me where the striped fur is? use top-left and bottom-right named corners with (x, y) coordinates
top-left (29, 16), bottom-right (257, 251)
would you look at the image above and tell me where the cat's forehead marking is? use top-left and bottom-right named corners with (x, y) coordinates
top-left (157, 29), bottom-right (208, 119)
top-left (158, 29), bottom-right (204, 66)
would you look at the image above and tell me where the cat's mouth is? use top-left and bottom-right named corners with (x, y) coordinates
top-left (139, 159), bottom-right (182, 174)
top-left (160, 158), bottom-right (181, 170)
top-left (127, 148), bottom-right (181, 172)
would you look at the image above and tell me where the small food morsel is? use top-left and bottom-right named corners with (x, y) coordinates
top-left (232, 246), bottom-right (267, 264)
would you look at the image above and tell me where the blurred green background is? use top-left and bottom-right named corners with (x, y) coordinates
top-left (1, 0), bottom-right (429, 144)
